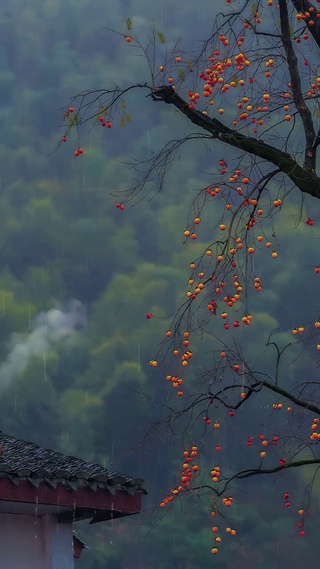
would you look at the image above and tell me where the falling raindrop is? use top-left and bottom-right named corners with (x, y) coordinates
top-left (147, 128), bottom-right (151, 155)
top-left (137, 344), bottom-right (141, 373)
top-left (109, 507), bottom-right (114, 536)
top-left (35, 496), bottom-right (39, 521)
top-left (160, 7), bottom-right (164, 27)
top-left (43, 353), bottom-right (47, 382)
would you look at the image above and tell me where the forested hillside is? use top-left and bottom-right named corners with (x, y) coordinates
top-left (0, 1), bottom-right (319, 567)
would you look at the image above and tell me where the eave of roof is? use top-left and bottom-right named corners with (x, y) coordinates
top-left (0, 477), bottom-right (142, 522)
top-left (0, 432), bottom-right (147, 498)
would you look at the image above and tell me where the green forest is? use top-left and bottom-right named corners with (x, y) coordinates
top-left (0, 0), bottom-right (320, 567)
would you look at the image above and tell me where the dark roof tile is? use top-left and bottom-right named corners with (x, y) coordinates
top-left (0, 432), bottom-right (146, 495)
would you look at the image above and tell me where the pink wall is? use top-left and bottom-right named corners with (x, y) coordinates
top-left (0, 512), bottom-right (74, 569)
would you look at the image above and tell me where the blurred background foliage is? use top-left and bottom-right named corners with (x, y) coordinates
top-left (0, 0), bottom-right (319, 567)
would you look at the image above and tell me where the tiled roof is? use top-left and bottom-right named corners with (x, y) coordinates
top-left (0, 432), bottom-right (146, 495)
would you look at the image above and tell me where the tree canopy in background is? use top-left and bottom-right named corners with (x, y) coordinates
top-left (0, 0), bottom-right (320, 567)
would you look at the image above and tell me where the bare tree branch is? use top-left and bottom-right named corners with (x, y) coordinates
top-left (261, 379), bottom-right (320, 415)
top-left (279, 0), bottom-right (316, 170)
top-left (290, 0), bottom-right (320, 49)
top-left (150, 86), bottom-right (320, 198)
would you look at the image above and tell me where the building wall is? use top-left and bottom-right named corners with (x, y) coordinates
top-left (50, 519), bottom-right (75, 569)
top-left (0, 512), bottom-right (74, 569)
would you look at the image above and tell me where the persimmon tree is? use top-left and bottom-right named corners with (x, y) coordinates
top-left (63, 0), bottom-right (320, 556)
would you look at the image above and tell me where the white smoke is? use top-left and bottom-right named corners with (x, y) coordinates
top-left (0, 299), bottom-right (86, 392)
